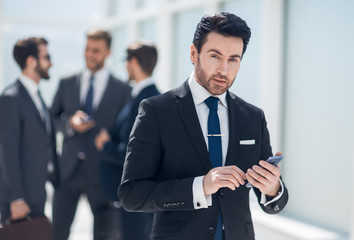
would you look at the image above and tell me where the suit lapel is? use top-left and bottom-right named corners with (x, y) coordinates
top-left (74, 73), bottom-right (82, 110)
top-left (225, 92), bottom-right (240, 166)
top-left (17, 80), bottom-right (48, 134)
top-left (175, 81), bottom-right (212, 172)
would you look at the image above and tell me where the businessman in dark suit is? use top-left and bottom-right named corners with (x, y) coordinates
top-left (0, 37), bottom-right (59, 225)
top-left (95, 41), bottom-right (159, 240)
top-left (51, 29), bottom-right (131, 240)
top-left (118, 13), bottom-right (289, 240)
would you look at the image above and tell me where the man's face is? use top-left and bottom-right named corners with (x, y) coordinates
top-left (85, 39), bottom-right (111, 72)
top-left (125, 58), bottom-right (134, 81)
top-left (36, 44), bottom-right (52, 80)
top-left (191, 32), bottom-right (244, 95)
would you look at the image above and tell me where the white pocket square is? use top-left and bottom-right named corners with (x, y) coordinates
top-left (240, 139), bottom-right (255, 145)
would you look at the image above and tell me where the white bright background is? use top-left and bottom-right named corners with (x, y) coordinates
top-left (1, 0), bottom-right (354, 239)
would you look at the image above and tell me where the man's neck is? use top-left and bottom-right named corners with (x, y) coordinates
top-left (135, 73), bottom-right (150, 83)
top-left (22, 69), bottom-right (40, 84)
top-left (88, 64), bottom-right (105, 74)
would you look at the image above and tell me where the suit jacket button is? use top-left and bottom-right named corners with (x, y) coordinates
top-left (218, 192), bottom-right (224, 199)
top-left (167, 203), bottom-right (172, 208)
top-left (209, 227), bottom-right (215, 233)
top-left (181, 202), bottom-right (186, 207)
top-left (163, 204), bottom-right (168, 208)
top-left (172, 203), bottom-right (177, 207)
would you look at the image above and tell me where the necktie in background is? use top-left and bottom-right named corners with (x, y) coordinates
top-left (37, 90), bottom-right (51, 134)
top-left (84, 74), bottom-right (94, 116)
top-left (204, 96), bottom-right (223, 240)
top-left (77, 74), bottom-right (94, 160)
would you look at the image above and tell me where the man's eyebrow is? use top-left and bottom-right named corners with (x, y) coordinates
top-left (207, 49), bottom-right (241, 58)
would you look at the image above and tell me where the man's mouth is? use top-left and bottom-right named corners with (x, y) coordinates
top-left (212, 78), bottom-right (227, 85)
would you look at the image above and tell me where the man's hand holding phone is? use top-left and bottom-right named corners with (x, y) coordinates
top-left (245, 152), bottom-right (283, 197)
top-left (70, 110), bottom-right (95, 133)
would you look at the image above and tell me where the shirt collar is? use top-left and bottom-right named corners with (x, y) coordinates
top-left (188, 71), bottom-right (228, 108)
top-left (131, 77), bottom-right (154, 97)
top-left (83, 66), bottom-right (109, 81)
top-left (19, 73), bottom-right (39, 96)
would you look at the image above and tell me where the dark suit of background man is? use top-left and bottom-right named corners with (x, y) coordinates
top-left (118, 12), bottom-right (289, 240)
top-left (0, 37), bottom-right (59, 225)
top-left (95, 41), bottom-right (159, 240)
top-left (51, 29), bottom-right (131, 240)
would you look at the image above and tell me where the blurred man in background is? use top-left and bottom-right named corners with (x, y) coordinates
top-left (0, 37), bottom-right (59, 225)
top-left (51, 29), bottom-right (131, 240)
top-left (95, 41), bottom-right (159, 240)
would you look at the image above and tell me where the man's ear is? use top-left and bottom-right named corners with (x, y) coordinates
top-left (190, 44), bottom-right (198, 64)
top-left (131, 57), bottom-right (141, 70)
top-left (25, 55), bottom-right (37, 69)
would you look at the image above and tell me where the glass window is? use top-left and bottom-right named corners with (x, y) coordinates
top-left (136, 0), bottom-right (161, 9)
top-left (172, 8), bottom-right (204, 87)
top-left (3, 0), bottom-right (101, 21)
top-left (220, 0), bottom-right (261, 106)
top-left (109, 0), bottom-right (134, 17)
top-left (283, 0), bottom-right (354, 234)
top-left (107, 0), bottom-right (118, 17)
top-left (111, 26), bottom-right (128, 81)
top-left (138, 19), bottom-right (157, 43)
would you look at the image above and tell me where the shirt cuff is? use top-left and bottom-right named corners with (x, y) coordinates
top-left (260, 180), bottom-right (284, 206)
top-left (192, 176), bottom-right (212, 209)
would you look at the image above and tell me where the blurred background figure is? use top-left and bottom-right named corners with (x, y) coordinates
top-left (0, 37), bottom-right (59, 226)
top-left (50, 29), bottom-right (130, 240)
top-left (95, 41), bottom-right (159, 240)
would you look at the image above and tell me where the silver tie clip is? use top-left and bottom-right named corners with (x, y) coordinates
top-left (207, 134), bottom-right (224, 137)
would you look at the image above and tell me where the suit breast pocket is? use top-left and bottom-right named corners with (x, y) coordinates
top-left (237, 143), bottom-right (261, 167)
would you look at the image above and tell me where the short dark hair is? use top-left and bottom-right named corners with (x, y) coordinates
top-left (193, 12), bottom-right (251, 56)
top-left (126, 41), bottom-right (158, 76)
top-left (13, 37), bottom-right (48, 70)
top-left (86, 28), bottom-right (112, 49)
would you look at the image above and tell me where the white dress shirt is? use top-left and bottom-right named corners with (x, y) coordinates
top-left (19, 74), bottom-right (46, 119)
top-left (131, 77), bottom-right (154, 98)
top-left (188, 71), bottom-right (284, 209)
top-left (66, 67), bottom-right (111, 137)
top-left (80, 67), bottom-right (110, 110)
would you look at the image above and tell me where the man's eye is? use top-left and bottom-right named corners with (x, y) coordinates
top-left (211, 55), bottom-right (220, 59)
top-left (229, 58), bottom-right (238, 62)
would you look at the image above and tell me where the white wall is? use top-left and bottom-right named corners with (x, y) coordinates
top-left (282, 0), bottom-right (354, 234)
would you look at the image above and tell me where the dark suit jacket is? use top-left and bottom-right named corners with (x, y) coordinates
top-left (51, 73), bottom-right (131, 184)
top-left (118, 81), bottom-right (289, 240)
top-left (0, 80), bottom-right (59, 217)
top-left (100, 84), bottom-right (160, 201)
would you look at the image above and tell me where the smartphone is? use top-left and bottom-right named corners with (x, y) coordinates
top-left (81, 115), bottom-right (93, 123)
top-left (246, 155), bottom-right (283, 188)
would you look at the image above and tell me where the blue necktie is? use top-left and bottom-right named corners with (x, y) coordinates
top-left (204, 96), bottom-right (223, 240)
top-left (37, 90), bottom-right (51, 134)
top-left (84, 74), bottom-right (94, 116)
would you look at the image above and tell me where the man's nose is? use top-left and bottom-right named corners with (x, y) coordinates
top-left (217, 60), bottom-right (228, 75)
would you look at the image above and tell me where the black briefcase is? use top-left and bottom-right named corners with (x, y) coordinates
top-left (0, 215), bottom-right (54, 240)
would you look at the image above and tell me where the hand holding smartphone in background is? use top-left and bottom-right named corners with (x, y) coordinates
top-left (80, 115), bottom-right (94, 123)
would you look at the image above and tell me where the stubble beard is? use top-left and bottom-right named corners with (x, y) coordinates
top-left (36, 64), bottom-right (50, 80)
top-left (195, 57), bottom-right (229, 95)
